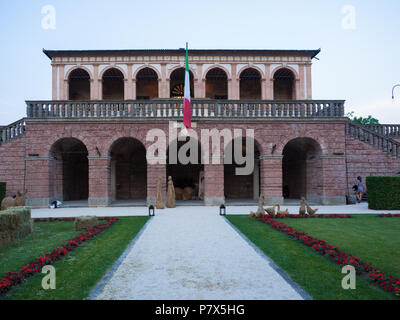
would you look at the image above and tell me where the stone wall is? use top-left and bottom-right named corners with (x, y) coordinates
top-left (3, 119), bottom-right (399, 207)
top-left (0, 137), bottom-right (26, 197)
top-left (345, 136), bottom-right (400, 195)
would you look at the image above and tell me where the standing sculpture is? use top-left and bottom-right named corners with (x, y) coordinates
top-left (155, 177), bottom-right (165, 209)
top-left (166, 176), bottom-right (176, 208)
top-left (305, 201), bottom-right (319, 216)
top-left (255, 194), bottom-right (265, 218)
top-left (299, 197), bottom-right (306, 216)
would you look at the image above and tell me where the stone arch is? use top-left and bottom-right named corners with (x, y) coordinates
top-left (108, 137), bottom-right (147, 202)
top-left (223, 136), bottom-right (262, 200)
top-left (65, 65), bottom-right (94, 82)
top-left (281, 137), bottom-right (323, 202)
top-left (49, 137), bottom-right (89, 202)
top-left (271, 65), bottom-right (299, 81)
top-left (133, 65), bottom-right (161, 80)
top-left (101, 67), bottom-right (125, 100)
top-left (202, 64), bottom-right (231, 80)
top-left (67, 68), bottom-right (91, 100)
top-left (239, 67), bottom-right (262, 100)
top-left (169, 67), bottom-right (195, 98)
top-left (205, 67), bottom-right (228, 99)
top-left (135, 67), bottom-right (159, 99)
top-left (273, 67), bottom-right (297, 100)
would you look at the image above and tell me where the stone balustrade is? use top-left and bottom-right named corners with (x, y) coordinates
top-left (365, 124), bottom-right (400, 138)
top-left (346, 121), bottom-right (400, 158)
top-left (25, 99), bottom-right (345, 120)
top-left (0, 119), bottom-right (26, 146)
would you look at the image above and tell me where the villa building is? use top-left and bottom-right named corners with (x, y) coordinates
top-left (0, 48), bottom-right (400, 207)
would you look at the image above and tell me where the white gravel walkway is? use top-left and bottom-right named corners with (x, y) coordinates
top-left (92, 207), bottom-right (306, 300)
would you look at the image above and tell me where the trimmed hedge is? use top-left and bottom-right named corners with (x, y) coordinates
top-left (366, 176), bottom-right (400, 210)
top-left (0, 182), bottom-right (6, 206)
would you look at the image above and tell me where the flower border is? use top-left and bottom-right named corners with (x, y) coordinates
top-left (271, 214), bottom-right (352, 219)
top-left (255, 215), bottom-right (400, 297)
top-left (0, 217), bottom-right (119, 296)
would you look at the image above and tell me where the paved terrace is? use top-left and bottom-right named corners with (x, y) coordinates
top-left (31, 202), bottom-right (400, 218)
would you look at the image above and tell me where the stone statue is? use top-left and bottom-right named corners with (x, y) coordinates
top-left (155, 177), bottom-right (165, 209)
top-left (166, 176), bottom-right (176, 208)
top-left (299, 197), bottom-right (306, 216)
top-left (1, 190), bottom-right (28, 211)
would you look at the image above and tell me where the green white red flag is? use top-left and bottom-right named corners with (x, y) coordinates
top-left (183, 43), bottom-right (191, 129)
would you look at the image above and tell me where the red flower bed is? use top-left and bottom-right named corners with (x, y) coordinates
top-left (34, 217), bottom-right (114, 222)
top-left (0, 217), bottom-right (119, 296)
top-left (378, 214), bottom-right (400, 218)
top-left (256, 215), bottom-right (400, 297)
top-left (273, 214), bottom-right (352, 219)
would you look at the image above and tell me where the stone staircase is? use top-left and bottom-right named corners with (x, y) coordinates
top-left (0, 118), bottom-right (26, 146)
top-left (346, 120), bottom-right (400, 159)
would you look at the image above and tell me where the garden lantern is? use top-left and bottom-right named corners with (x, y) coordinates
top-left (149, 205), bottom-right (155, 216)
top-left (219, 204), bottom-right (226, 216)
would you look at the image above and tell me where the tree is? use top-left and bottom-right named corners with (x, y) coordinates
top-left (346, 112), bottom-right (379, 125)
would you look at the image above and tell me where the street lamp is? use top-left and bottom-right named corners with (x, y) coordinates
top-left (392, 84), bottom-right (400, 100)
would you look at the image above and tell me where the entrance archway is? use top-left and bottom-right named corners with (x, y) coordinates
top-left (49, 138), bottom-right (89, 202)
top-left (167, 137), bottom-right (203, 201)
top-left (109, 138), bottom-right (147, 202)
top-left (282, 137), bottom-right (322, 202)
top-left (224, 137), bottom-right (261, 200)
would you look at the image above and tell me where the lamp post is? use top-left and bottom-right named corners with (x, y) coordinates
top-left (392, 84), bottom-right (400, 100)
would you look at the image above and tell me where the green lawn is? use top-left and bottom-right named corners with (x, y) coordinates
top-left (1, 216), bottom-right (149, 300)
top-left (227, 215), bottom-right (400, 300)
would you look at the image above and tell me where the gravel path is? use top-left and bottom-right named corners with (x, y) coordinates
top-left (92, 207), bottom-right (306, 300)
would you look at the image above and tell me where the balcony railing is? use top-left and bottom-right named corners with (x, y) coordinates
top-left (25, 99), bottom-right (345, 120)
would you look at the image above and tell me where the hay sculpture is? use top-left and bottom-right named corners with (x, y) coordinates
top-left (299, 197), bottom-right (306, 216)
top-left (166, 176), bottom-right (176, 208)
top-left (255, 195), bottom-right (265, 218)
top-left (74, 216), bottom-right (98, 231)
top-left (0, 206), bottom-right (33, 248)
top-left (1, 190), bottom-right (28, 211)
top-left (156, 176), bottom-right (165, 209)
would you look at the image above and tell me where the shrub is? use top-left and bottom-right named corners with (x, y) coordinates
top-left (0, 182), bottom-right (5, 206)
top-left (366, 176), bottom-right (400, 210)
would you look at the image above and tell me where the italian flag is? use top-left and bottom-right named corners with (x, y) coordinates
top-left (183, 43), bottom-right (191, 129)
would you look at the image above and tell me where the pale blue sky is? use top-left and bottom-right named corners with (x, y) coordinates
top-left (0, 0), bottom-right (399, 125)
